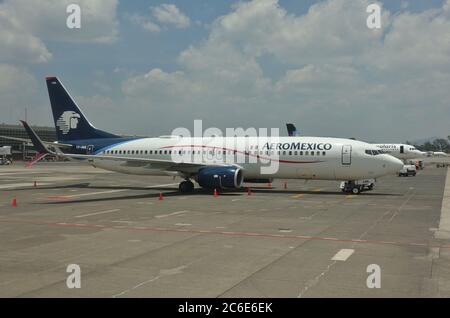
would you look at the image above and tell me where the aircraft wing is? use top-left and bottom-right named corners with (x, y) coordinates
top-left (20, 120), bottom-right (228, 171)
top-left (0, 135), bottom-right (33, 144)
top-left (0, 135), bottom-right (72, 148)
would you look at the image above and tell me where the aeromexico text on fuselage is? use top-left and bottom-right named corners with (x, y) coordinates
top-left (67, 139), bottom-right (334, 155)
top-left (263, 142), bottom-right (332, 151)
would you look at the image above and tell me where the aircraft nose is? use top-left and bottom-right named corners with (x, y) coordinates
top-left (384, 155), bottom-right (403, 174)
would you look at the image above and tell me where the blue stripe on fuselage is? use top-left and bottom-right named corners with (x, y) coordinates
top-left (63, 137), bottom-right (143, 155)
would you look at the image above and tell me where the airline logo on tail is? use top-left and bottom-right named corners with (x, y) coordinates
top-left (56, 111), bottom-right (81, 134)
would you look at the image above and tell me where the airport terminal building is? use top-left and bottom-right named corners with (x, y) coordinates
top-left (0, 123), bottom-right (56, 160)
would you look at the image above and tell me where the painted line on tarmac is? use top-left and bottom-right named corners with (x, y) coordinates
top-left (48, 189), bottom-right (126, 200)
top-left (145, 183), bottom-right (179, 188)
top-left (0, 182), bottom-right (52, 189)
top-left (0, 218), bottom-right (449, 250)
top-left (47, 183), bottom-right (179, 200)
top-left (75, 209), bottom-right (121, 218)
top-left (155, 210), bottom-right (189, 218)
top-left (331, 249), bottom-right (354, 261)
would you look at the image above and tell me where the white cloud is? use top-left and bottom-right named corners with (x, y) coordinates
top-left (0, 0), bottom-right (119, 48)
top-left (152, 4), bottom-right (190, 29)
top-left (0, 6), bottom-right (52, 63)
top-left (129, 4), bottom-right (191, 33)
top-left (0, 64), bottom-right (40, 123)
top-left (128, 13), bottom-right (161, 33)
top-left (121, 0), bottom-right (450, 141)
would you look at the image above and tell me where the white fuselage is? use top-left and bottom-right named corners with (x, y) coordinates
top-left (374, 144), bottom-right (425, 160)
top-left (90, 136), bottom-right (403, 181)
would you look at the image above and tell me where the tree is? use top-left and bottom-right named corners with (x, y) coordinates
top-left (433, 139), bottom-right (450, 152)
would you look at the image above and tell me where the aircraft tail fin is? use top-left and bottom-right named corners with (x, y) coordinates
top-left (45, 76), bottom-right (118, 142)
top-left (286, 123), bottom-right (298, 137)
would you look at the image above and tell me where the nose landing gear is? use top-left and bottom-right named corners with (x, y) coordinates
top-left (179, 179), bottom-right (195, 193)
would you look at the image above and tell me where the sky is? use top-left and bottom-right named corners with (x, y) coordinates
top-left (0, 0), bottom-right (449, 143)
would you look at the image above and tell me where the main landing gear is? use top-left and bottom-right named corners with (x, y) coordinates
top-left (179, 179), bottom-right (195, 193)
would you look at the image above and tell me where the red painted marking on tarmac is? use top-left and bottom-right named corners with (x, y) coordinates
top-left (0, 218), bottom-right (449, 249)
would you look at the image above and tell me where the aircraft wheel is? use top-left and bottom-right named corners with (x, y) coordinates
top-left (179, 180), bottom-right (194, 193)
top-left (352, 187), bottom-right (361, 195)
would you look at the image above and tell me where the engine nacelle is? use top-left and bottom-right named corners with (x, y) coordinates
top-left (197, 166), bottom-right (244, 189)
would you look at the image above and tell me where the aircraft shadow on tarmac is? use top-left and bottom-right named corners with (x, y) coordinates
top-left (24, 183), bottom-right (402, 205)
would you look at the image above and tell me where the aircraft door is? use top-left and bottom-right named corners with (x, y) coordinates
top-left (400, 145), bottom-right (404, 154)
top-left (341, 145), bottom-right (352, 165)
top-left (87, 145), bottom-right (94, 155)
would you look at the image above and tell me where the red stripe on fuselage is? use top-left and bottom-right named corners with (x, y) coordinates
top-left (160, 144), bottom-right (323, 164)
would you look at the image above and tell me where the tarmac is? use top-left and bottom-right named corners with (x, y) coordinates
top-left (1, 161), bottom-right (450, 297)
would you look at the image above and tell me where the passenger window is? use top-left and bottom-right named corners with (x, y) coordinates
top-left (322, 151), bottom-right (326, 156)
top-left (300, 151), bottom-right (303, 156)
top-left (305, 151), bottom-right (309, 155)
top-left (282, 151), bottom-right (286, 156)
top-left (289, 151), bottom-right (292, 156)
top-left (311, 152), bottom-right (314, 156)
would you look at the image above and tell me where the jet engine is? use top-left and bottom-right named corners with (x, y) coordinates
top-left (196, 166), bottom-right (243, 189)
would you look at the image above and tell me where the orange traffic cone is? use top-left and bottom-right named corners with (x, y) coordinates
top-left (213, 188), bottom-right (218, 197)
top-left (159, 192), bottom-right (164, 200)
top-left (11, 197), bottom-right (17, 207)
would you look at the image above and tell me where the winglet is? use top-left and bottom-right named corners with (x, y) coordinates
top-left (20, 121), bottom-right (54, 154)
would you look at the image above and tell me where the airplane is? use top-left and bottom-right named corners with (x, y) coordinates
top-left (17, 76), bottom-right (403, 195)
top-left (285, 124), bottom-right (425, 162)
top-left (426, 151), bottom-right (449, 157)
top-left (286, 123), bottom-right (298, 137)
top-left (372, 144), bottom-right (426, 161)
